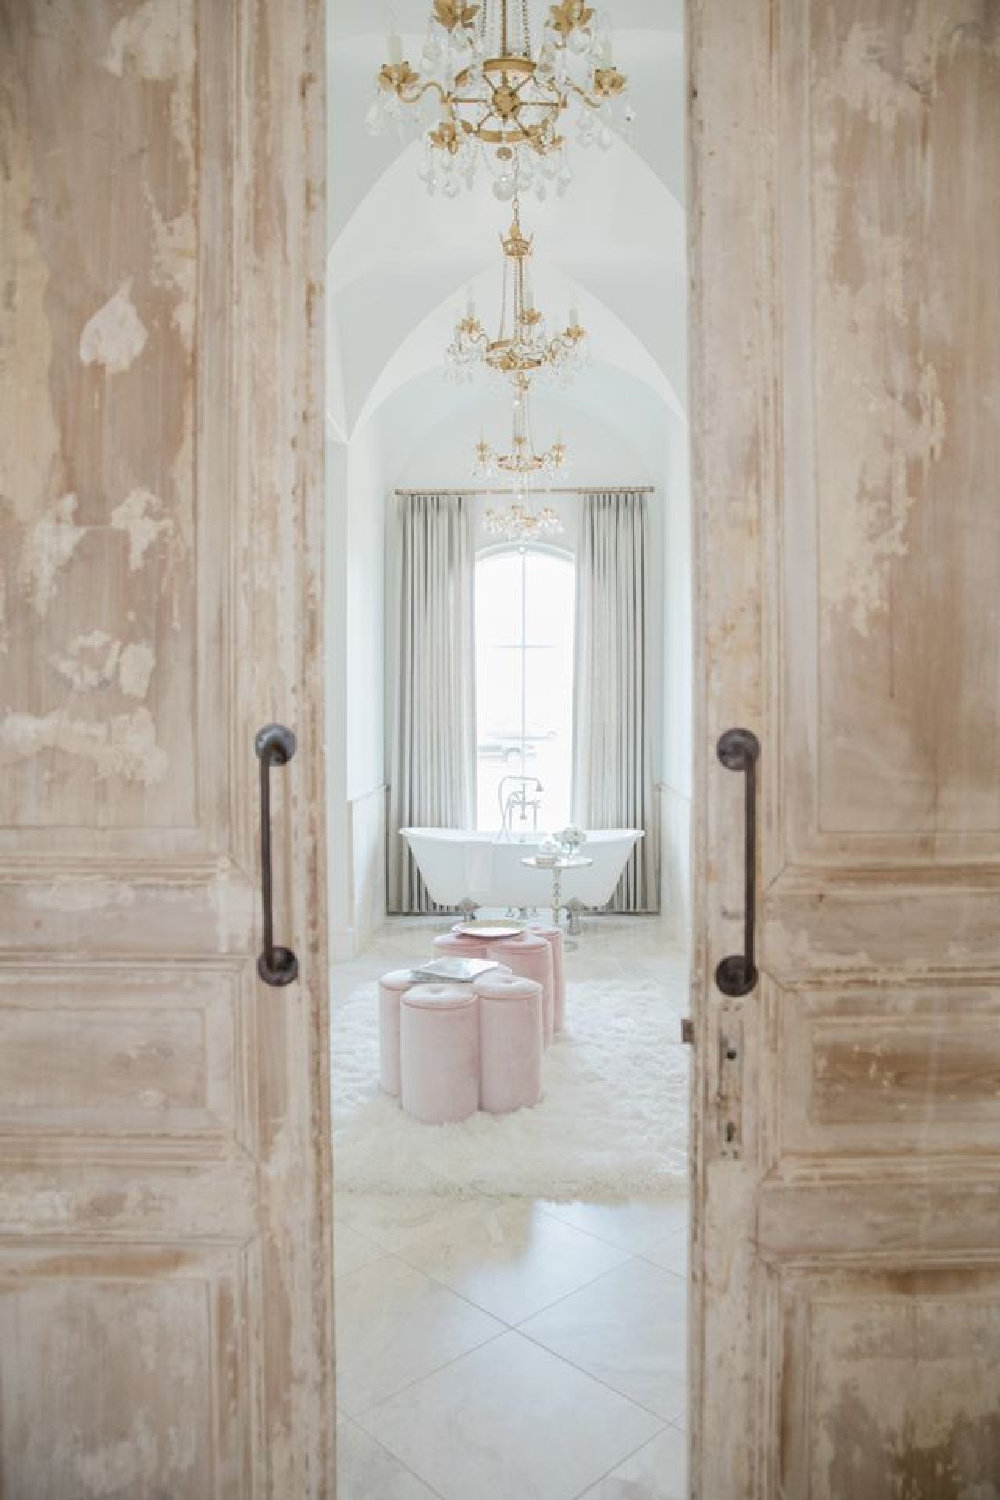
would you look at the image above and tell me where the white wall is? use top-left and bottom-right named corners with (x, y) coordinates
top-left (325, 436), bottom-right (351, 958)
top-left (326, 415), bottom-right (389, 960)
top-left (345, 420), bottom-right (386, 801)
top-left (659, 406), bottom-right (692, 947)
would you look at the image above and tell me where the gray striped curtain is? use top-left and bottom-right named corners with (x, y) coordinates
top-left (386, 494), bottom-right (476, 912)
top-left (572, 491), bottom-right (657, 912)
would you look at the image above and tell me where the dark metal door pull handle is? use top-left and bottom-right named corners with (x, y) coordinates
top-left (256, 724), bottom-right (299, 987)
top-left (715, 728), bottom-right (760, 998)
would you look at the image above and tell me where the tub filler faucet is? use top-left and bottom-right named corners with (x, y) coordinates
top-left (498, 775), bottom-right (544, 840)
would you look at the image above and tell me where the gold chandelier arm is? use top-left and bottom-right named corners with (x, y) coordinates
top-left (563, 79), bottom-right (603, 111)
top-left (475, 122), bottom-right (546, 148)
top-left (519, 75), bottom-right (565, 107)
top-left (383, 69), bottom-right (448, 108)
top-left (564, 70), bottom-right (627, 111)
top-left (545, 323), bottom-right (585, 360)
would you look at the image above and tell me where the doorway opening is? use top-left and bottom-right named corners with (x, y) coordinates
top-left (325, 3), bottom-right (691, 1493)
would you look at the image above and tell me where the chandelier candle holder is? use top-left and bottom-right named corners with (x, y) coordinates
top-left (368, 1), bottom-right (634, 200)
top-left (447, 203), bottom-right (588, 389)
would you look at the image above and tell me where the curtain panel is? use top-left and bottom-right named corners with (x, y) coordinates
top-left (572, 491), bottom-right (657, 912)
top-left (386, 493), bottom-right (476, 913)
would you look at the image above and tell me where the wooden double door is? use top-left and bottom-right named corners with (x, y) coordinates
top-left (3, 0), bottom-right (1000, 1495)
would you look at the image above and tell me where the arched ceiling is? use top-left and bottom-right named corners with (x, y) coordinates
top-left (327, 0), bottom-right (687, 475)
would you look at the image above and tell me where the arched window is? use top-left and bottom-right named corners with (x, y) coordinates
top-left (475, 545), bottom-right (576, 832)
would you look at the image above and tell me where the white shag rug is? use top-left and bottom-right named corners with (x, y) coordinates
top-left (332, 977), bottom-right (689, 1199)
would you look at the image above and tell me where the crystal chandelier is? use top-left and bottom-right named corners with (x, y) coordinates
top-left (473, 389), bottom-right (570, 480)
top-left (484, 495), bottom-right (564, 543)
top-left (368, 1), bottom-right (633, 200)
top-left (448, 201), bottom-right (587, 389)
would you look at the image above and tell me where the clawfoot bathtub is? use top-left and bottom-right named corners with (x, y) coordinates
top-left (399, 827), bottom-right (644, 911)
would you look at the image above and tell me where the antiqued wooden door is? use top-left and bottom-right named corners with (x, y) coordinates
top-left (0, 2), bottom-right (334, 1494)
top-left (691, 2), bottom-right (1000, 1494)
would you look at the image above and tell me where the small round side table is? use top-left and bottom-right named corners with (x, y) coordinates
top-left (521, 855), bottom-right (594, 933)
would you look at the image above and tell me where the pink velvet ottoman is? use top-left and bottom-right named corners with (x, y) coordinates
top-left (474, 971), bottom-right (543, 1115)
top-left (400, 984), bottom-right (480, 1124)
top-left (433, 931), bottom-right (494, 961)
top-left (528, 922), bottom-right (566, 1034)
top-left (486, 931), bottom-right (554, 1046)
top-left (378, 967), bottom-right (417, 1096)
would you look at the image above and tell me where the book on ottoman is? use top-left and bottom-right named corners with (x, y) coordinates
top-left (406, 957), bottom-right (501, 984)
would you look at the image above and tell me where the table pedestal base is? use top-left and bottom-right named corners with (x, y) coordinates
top-left (564, 898), bottom-right (585, 937)
top-left (521, 855), bottom-right (593, 940)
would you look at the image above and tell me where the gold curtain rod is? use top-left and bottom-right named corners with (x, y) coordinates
top-left (395, 485), bottom-right (656, 498)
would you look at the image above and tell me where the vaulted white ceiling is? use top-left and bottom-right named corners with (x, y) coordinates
top-left (326, 0), bottom-right (686, 474)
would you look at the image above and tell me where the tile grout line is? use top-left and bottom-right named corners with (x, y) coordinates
top-left (351, 1326), bottom-right (676, 1500)
top-left (514, 1312), bottom-right (687, 1428)
top-left (335, 1236), bottom-right (683, 1416)
top-left (534, 1197), bottom-right (690, 1248)
top-left (565, 1424), bottom-right (670, 1500)
top-left (348, 1313), bottom-right (678, 1462)
top-left (506, 1252), bottom-right (645, 1330)
top-left (565, 1416), bottom-right (690, 1500)
top-left (349, 1321), bottom-right (511, 1427)
top-left (337, 1409), bottom-right (450, 1500)
top-left (391, 1239), bottom-right (639, 1330)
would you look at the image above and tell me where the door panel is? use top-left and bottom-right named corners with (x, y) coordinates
top-left (0, 2), bottom-right (333, 1495)
top-left (773, 1268), bottom-right (1000, 1500)
top-left (777, 1), bottom-right (1000, 865)
top-left (1, 1), bottom-right (216, 851)
top-left (1, 1246), bottom-right (252, 1493)
top-left (772, 984), bottom-right (1000, 1155)
top-left (0, 966), bottom-right (245, 1140)
top-left (691, 1), bottom-right (1000, 1493)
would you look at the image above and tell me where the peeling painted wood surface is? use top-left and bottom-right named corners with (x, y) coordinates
top-left (0, 2), bottom-right (334, 1495)
top-left (691, 1), bottom-right (1000, 1495)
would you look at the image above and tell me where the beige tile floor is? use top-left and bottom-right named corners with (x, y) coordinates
top-left (332, 915), bottom-right (690, 1500)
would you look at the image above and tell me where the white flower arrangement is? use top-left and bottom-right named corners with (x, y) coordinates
top-left (554, 824), bottom-right (586, 854)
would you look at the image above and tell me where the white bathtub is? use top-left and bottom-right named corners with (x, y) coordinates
top-left (399, 827), bottom-right (644, 910)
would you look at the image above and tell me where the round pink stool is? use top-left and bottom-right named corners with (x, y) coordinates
top-left (474, 972), bottom-right (543, 1115)
top-left (378, 968), bottom-right (419, 1096)
top-left (528, 923), bottom-right (566, 1034)
top-left (486, 931), bottom-right (554, 1046)
top-left (400, 984), bottom-right (479, 1124)
top-left (433, 931), bottom-right (493, 961)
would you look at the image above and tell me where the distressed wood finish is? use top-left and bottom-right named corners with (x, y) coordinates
top-left (0, 2), bottom-right (334, 1495)
top-left (691, 1), bottom-right (1000, 1494)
